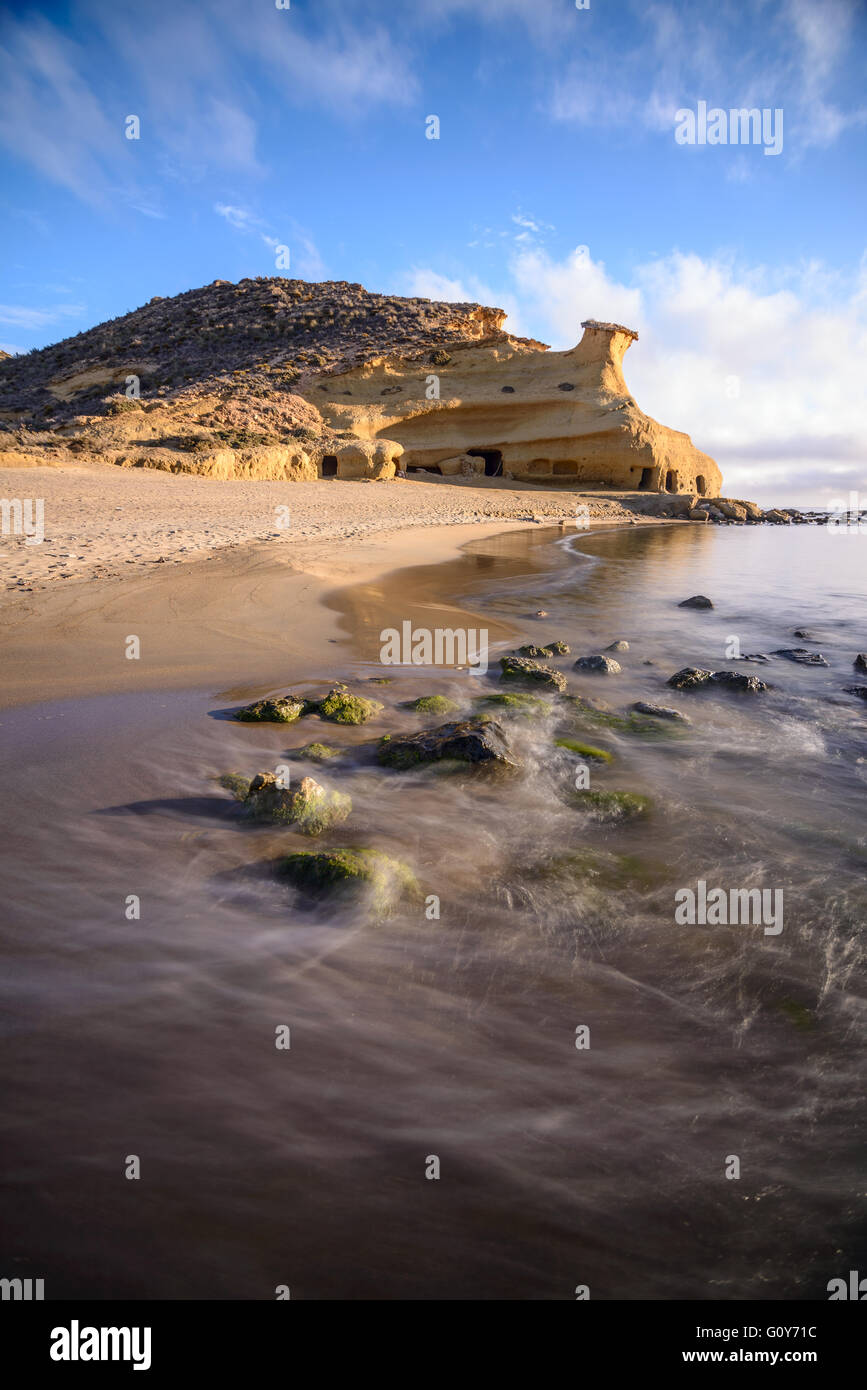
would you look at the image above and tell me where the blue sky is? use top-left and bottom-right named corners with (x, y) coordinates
top-left (1, 0), bottom-right (865, 504)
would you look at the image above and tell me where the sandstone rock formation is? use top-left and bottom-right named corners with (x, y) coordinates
top-left (0, 278), bottom-right (720, 493)
top-left (302, 318), bottom-right (722, 495)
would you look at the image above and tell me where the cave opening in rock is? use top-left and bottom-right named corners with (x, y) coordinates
top-left (321, 455), bottom-right (338, 477)
top-left (638, 467), bottom-right (654, 490)
top-left (695, 475), bottom-right (706, 495)
top-left (665, 470), bottom-right (676, 492)
top-left (466, 448), bottom-right (503, 477)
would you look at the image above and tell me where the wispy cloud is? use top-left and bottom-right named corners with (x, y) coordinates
top-left (0, 302), bottom-right (86, 329)
top-left (214, 203), bottom-right (325, 277)
top-left (549, 0), bottom-right (867, 154)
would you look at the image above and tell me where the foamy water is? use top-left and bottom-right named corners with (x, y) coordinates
top-left (1, 522), bottom-right (865, 1298)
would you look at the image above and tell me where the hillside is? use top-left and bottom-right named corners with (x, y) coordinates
top-left (0, 274), bottom-right (721, 500)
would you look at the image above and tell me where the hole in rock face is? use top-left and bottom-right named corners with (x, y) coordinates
top-left (553, 460), bottom-right (579, 476)
top-left (466, 449), bottom-right (503, 477)
top-left (695, 475), bottom-right (706, 495)
top-left (557, 382), bottom-right (575, 391)
top-left (501, 386), bottom-right (515, 393)
top-left (638, 467), bottom-right (654, 491)
top-left (665, 470), bottom-right (676, 492)
top-left (321, 455), bottom-right (338, 477)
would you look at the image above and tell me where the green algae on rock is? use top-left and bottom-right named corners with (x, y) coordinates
top-left (406, 695), bottom-right (461, 715)
top-left (279, 847), bottom-right (422, 915)
top-left (292, 742), bottom-right (342, 762)
top-left (314, 687), bottom-right (384, 724)
top-left (244, 773), bottom-right (351, 835)
top-left (540, 848), bottom-right (666, 891)
top-left (233, 695), bottom-right (307, 723)
top-left (218, 772), bottom-right (252, 801)
top-left (475, 691), bottom-right (553, 717)
top-left (559, 695), bottom-right (662, 736)
top-left (569, 788), bottom-right (651, 822)
top-left (554, 738), bottom-right (614, 763)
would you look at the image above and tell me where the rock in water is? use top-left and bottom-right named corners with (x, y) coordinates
top-left (667, 667), bottom-right (713, 690)
top-left (407, 695), bottom-right (461, 715)
top-left (709, 671), bottom-right (770, 693)
top-left (499, 655), bottom-right (567, 692)
top-left (678, 595), bottom-right (714, 609)
top-left (630, 701), bottom-right (690, 723)
top-left (570, 789), bottom-right (651, 822)
top-left (313, 688), bottom-right (384, 724)
top-left (244, 773), bottom-right (351, 834)
top-left (854, 654), bottom-right (867, 673)
top-left (843, 685), bottom-right (867, 702)
top-left (233, 695), bottom-right (307, 723)
top-left (772, 648), bottom-right (829, 667)
top-left (279, 847), bottom-right (421, 915)
top-left (667, 667), bottom-right (768, 692)
top-left (517, 641), bottom-right (570, 658)
top-left (293, 742), bottom-right (341, 762)
top-left (378, 718), bottom-right (515, 770)
top-left (573, 655), bottom-right (622, 675)
top-left (605, 640), bottom-right (629, 652)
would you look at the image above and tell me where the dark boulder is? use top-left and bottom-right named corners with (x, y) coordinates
top-left (500, 655), bottom-right (567, 692)
top-left (377, 718), bottom-right (515, 770)
top-left (772, 648), bottom-right (829, 667)
top-left (574, 654), bottom-right (622, 675)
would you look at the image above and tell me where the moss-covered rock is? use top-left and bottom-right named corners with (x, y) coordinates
top-left (555, 738), bottom-right (614, 763)
top-left (776, 997), bottom-right (817, 1031)
top-left (218, 772), bottom-right (252, 801)
top-left (541, 848), bottom-right (666, 890)
top-left (233, 695), bottom-right (306, 723)
top-left (279, 847), bottom-right (421, 915)
top-left (560, 696), bottom-right (668, 737)
top-left (475, 691), bottom-right (553, 717)
top-left (314, 687), bottom-right (384, 725)
top-left (292, 742), bottom-right (342, 762)
top-left (407, 694), bottom-right (461, 715)
top-left (499, 655), bottom-right (567, 692)
top-left (244, 773), bottom-right (351, 835)
top-left (569, 788), bottom-right (651, 822)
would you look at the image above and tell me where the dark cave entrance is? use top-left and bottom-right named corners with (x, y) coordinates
top-left (665, 470), bottom-right (676, 492)
top-left (467, 448), bottom-right (503, 477)
top-left (321, 455), bottom-right (338, 477)
top-left (638, 467), bottom-right (654, 490)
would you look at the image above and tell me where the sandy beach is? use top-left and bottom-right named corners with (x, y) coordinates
top-left (0, 463), bottom-right (656, 707)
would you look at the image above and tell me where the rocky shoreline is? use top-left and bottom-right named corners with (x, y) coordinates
top-left (210, 601), bottom-right (867, 914)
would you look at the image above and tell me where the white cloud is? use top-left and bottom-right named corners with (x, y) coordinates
top-left (401, 244), bottom-right (867, 506)
top-left (215, 203), bottom-right (263, 232)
